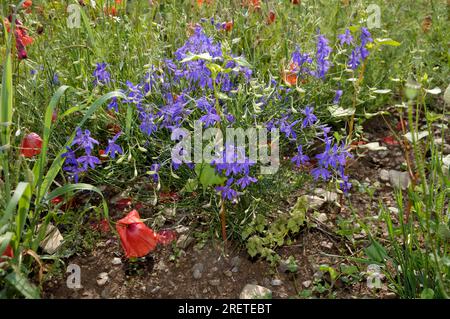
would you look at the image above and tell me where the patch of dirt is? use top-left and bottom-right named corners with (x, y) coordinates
top-left (43, 113), bottom-right (449, 299)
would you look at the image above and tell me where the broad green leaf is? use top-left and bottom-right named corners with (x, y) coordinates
top-left (16, 183), bottom-right (31, 245)
top-left (33, 85), bottom-right (71, 192)
top-left (5, 271), bottom-right (40, 299)
top-left (183, 178), bottom-right (198, 193)
top-left (364, 238), bottom-right (388, 263)
top-left (328, 105), bottom-right (355, 118)
top-left (180, 52), bottom-right (213, 63)
top-left (0, 17), bottom-right (14, 202)
top-left (375, 38), bottom-right (401, 46)
top-left (420, 288), bottom-right (434, 299)
top-left (1, 182), bottom-right (30, 226)
top-left (194, 163), bottom-right (227, 190)
top-left (233, 56), bottom-right (252, 68)
top-left (438, 223), bottom-right (450, 241)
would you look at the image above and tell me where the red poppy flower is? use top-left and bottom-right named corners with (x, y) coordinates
top-left (224, 21), bottom-right (233, 32)
top-left (197, 0), bottom-right (212, 6)
top-left (157, 229), bottom-right (177, 246)
top-left (0, 245), bottom-right (14, 263)
top-left (267, 10), bottom-right (276, 25)
top-left (51, 196), bottom-right (63, 205)
top-left (244, 0), bottom-right (261, 9)
top-left (23, 0), bottom-right (32, 8)
top-left (20, 132), bottom-right (43, 158)
top-left (116, 210), bottom-right (158, 258)
top-left (4, 17), bottom-right (34, 60)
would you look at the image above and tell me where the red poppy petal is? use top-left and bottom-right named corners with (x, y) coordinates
top-left (117, 209), bottom-right (141, 225)
top-left (116, 222), bottom-right (158, 258)
top-left (20, 133), bottom-right (42, 157)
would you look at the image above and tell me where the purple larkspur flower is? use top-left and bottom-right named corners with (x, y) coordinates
top-left (360, 27), bottom-right (373, 46)
top-left (72, 128), bottom-right (99, 154)
top-left (311, 167), bottom-right (331, 181)
top-left (199, 109), bottom-right (221, 127)
top-left (93, 62), bottom-right (111, 86)
top-left (108, 97), bottom-right (119, 112)
top-left (216, 178), bottom-right (238, 201)
top-left (338, 29), bottom-right (353, 46)
top-left (301, 106), bottom-right (317, 128)
top-left (52, 73), bottom-right (60, 85)
top-left (333, 89), bottom-right (343, 104)
top-left (77, 154), bottom-right (101, 170)
top-left (105, 132), bottom-right (123, 159)
top-left (348, 49), bottom-right (361, 70)
top-left (314, 33), bottom-right (332, 79)
top-left (291, 145), bottom-right (310, 167)
top-left (236, 175), bottom-right (257, 190)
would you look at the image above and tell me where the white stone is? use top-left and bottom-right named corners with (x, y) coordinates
top-left (239, 284), bottom-right (272, 299)
top-left (388, 170), bottom-right (410, 190)
top-left (112, 257), bottom-right (122, 265)
top-left (97, 272), bottom-right (109, 286)
top-left (39, 224), bottom-right (63, 254)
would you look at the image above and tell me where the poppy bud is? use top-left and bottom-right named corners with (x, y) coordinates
top-left (20, 132), bottom-right (43, 157)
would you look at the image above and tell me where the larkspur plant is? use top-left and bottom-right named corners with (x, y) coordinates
top-left (60, 25), bottom-right (354, 204)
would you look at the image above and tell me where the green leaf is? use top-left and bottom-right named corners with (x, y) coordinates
top-left (5, 271), bottom-right (40, 299)
top-left (180, 52), bottom-right (213, 63)
top-left (16, 183), bottom-right (31, 245)
top-left (420, 288), bottom-right (434, 299)
top-left (233, 56), bottom-right (252, 69)
top-left (1, 182), bottom-right (30, 226)
top-left (183, 178), bottom-right (198, 193)
top-left (328, 105), bottom-right (355, 118)
top-left (0, 17), bottom-right (14, 203)
top-left (438, 224), bottom-right (450, 241)
top-left (33, 85), bottom-right (71, 192)
top-left (194, 163), bottom-right (227, 190)
top-left (364, 238), bottom-right (388, 263)
top-left (375, 38), bottom-right (401, 46)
